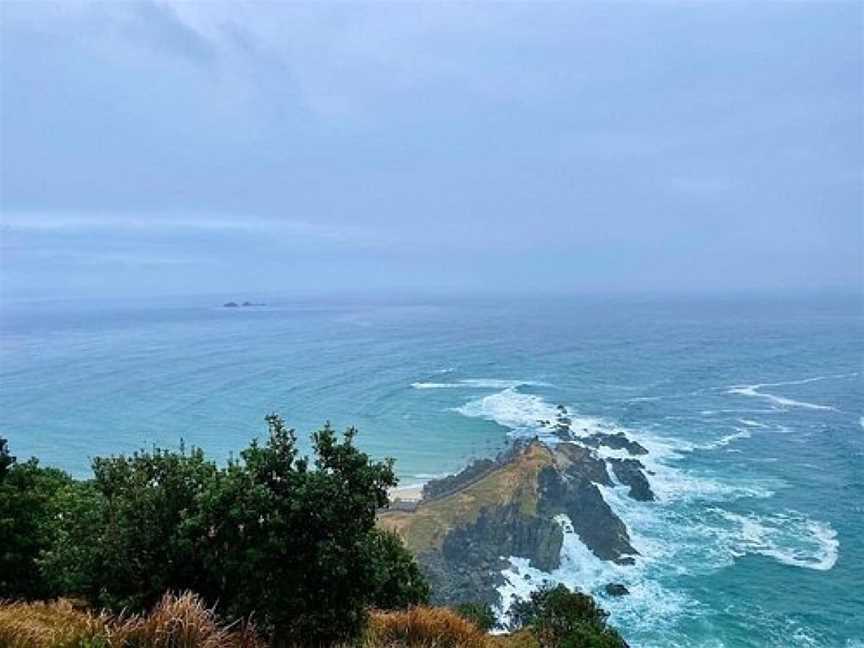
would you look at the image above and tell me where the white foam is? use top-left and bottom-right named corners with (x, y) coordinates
top-left (714, 510), bottom-right (839, 571)
top-left (496, 514), bottom-right (698, 635)
top-left (452, 387), bottom-right (562, 441)
top-left (413, 472), bottom-right (451, 480)
top-left (696, 429), bottom-right (751, 451)
top-left (727, 384), bottom-right (836, 411)
top-left (744, 373), bottom-right (858, 389)
top-left (738, 418), bottom-right (769, 428)
top-left (454, 387), bottom-right (773, 504)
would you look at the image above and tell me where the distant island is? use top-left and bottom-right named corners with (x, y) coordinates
top-left (223, 301), bottom-right (266, 308)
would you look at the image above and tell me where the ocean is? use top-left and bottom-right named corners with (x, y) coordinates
top-left (1, 294), bottom-right (862, 647)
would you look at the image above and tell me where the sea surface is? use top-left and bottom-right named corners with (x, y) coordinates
top-left (1, 294), bottom-right (862, 647)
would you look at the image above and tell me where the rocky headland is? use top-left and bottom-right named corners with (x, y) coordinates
top-left (378, 406), bottom-right (655, 608)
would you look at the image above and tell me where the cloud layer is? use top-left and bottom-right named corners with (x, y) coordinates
top-left (1, 1), bottom-right (861, 298)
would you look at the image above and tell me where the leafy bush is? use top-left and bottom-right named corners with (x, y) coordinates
top-left (183, 416), bottom-right (408, 644)
top-left (508, 583), bottom-right (627, 648)
top-left (0, 436), bottom-right (13, 480)
top-left (0, 451), bottom-right (73, 599)
top-left (367, 529), bottom-right (431, 610)
top-left (454, 602), bottom-right (498, 632)
top-left (1, 418), bottom-right (429, 645)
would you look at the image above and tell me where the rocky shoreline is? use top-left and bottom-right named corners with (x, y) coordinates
top-left (378, 406), bottom-right (655, 608)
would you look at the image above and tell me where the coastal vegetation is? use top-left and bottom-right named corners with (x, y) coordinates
top-left (0, 420), bottom-right (626, 647)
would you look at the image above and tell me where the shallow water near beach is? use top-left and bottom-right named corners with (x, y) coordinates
top-left (2, 294), bottom-right (862, 647)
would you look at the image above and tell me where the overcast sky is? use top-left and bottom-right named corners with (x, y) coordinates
top-left (1, 1), bottom-right (861, 300)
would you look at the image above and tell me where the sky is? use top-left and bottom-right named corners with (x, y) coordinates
top-left (0, 1), bottom-right (861, 300)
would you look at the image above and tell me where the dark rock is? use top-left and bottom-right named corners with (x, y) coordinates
top-left (537, 466), bottom-right (638, 562)
top-left (605, 583), bottom-right (630, 597)
top-left (582, 432), bottom-right (648, 456)
top-left (223, 301), bottom-right (239, 308)
top-left (422, 458), bottom-right (496, 500)
top-left (617, 556), bottom-right (637, 566)
top-left (555, 442), bottom-right (613, 486)
top-left (424, 504), bottom-right (564, 605)
top-left (608, 458), bottom-right (655, 501)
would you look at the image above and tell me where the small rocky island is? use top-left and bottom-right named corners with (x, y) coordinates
top-left (223, 301), bottom-right (266, 308)
top-left (378, 405), bottom-right (654, 608)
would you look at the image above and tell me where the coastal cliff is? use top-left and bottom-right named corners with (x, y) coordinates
top-left (379, 407), bottom-right (655, 608)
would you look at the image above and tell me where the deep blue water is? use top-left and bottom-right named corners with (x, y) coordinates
top-left (1, 294), bottom-right (862, 647)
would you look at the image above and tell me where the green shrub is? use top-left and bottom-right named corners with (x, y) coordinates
top-left (367, 529), bottom-right (431, 610)
top-left (508, 583), bottom-right (627, 648)
top-left (0, 451), bottom-right (73, 599)
top-left (24, 416), bottom-right (428, 646)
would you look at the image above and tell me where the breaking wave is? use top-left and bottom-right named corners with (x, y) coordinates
top-left (443, 383), bottom-right (839, 640)
top-left (727, 384), bottom-right (836, 411)
top-left (712, 509), bottom-right (839, 571)
top-left (726, 374), bottom-right (857, 411)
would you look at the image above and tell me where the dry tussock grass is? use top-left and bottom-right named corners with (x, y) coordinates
top-left (0, 598), bottom-right (109, 648)
top-left (0, 592), bottom-right (261, 648)
top-left (0, 596), bottom-right (537, 648)
top-left (364, 606), bottom-right (490, 648)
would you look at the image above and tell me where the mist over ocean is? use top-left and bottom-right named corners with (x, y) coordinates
top-left (1, 294), bottom-right (861, 647)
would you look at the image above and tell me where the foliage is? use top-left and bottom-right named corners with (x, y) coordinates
top-left (454, 602), bottom-right (498, 632)
top-left (38, 481), bottom-right (105, 599)
top-left (0, 454), bottom-right (72, 599)
top-left (0, 426), bottom-right (628, 647)
top-left (0, 436), bottom-right (14, 481)
top-left (0, 417), bottom-right (428, 645)
top-left (508, 583), bottom-right (627, 648)
top-left (87, 443), bottom-right (219, 611)
top-left (367, 529), bottom-right (431, 610)
top-left (184, 416), bottom-right (405, 645)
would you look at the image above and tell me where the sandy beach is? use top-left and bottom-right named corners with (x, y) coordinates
top-left (389, 483), bottom-right (423, 502)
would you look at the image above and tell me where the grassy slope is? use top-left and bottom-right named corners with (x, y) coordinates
top-left (378, 442), bottom-right (556, 555)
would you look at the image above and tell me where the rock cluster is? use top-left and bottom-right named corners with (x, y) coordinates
top-left (379, 413), bottom-right (656, 606)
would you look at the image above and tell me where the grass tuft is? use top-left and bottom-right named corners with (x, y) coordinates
top-left (0, 593), bottom-right (261, 648)
top-left (365, 606), bottom-right (489, 647)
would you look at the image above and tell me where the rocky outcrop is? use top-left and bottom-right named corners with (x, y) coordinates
top-left (536, 465), bottom-right (637, 563)
top-left (583, 432), bottom-right (648, 456)
top-left (555, 442), bottom-right (613, 486)
top-left (421, 503), bottom-right (564, 605)
top-left (607, 458), bottom-right (655, 501)
top-left (379, 436), bottom-right (650, 605)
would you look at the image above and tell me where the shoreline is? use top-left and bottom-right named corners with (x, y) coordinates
top-left (389, 482), bottom-right (424, 502)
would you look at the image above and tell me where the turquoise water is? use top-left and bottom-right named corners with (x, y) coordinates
top-left (1, 295), bottom-right (862, 647)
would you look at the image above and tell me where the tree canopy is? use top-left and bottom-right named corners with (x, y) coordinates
top-left (0, 419), bottom-right (428, 646)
